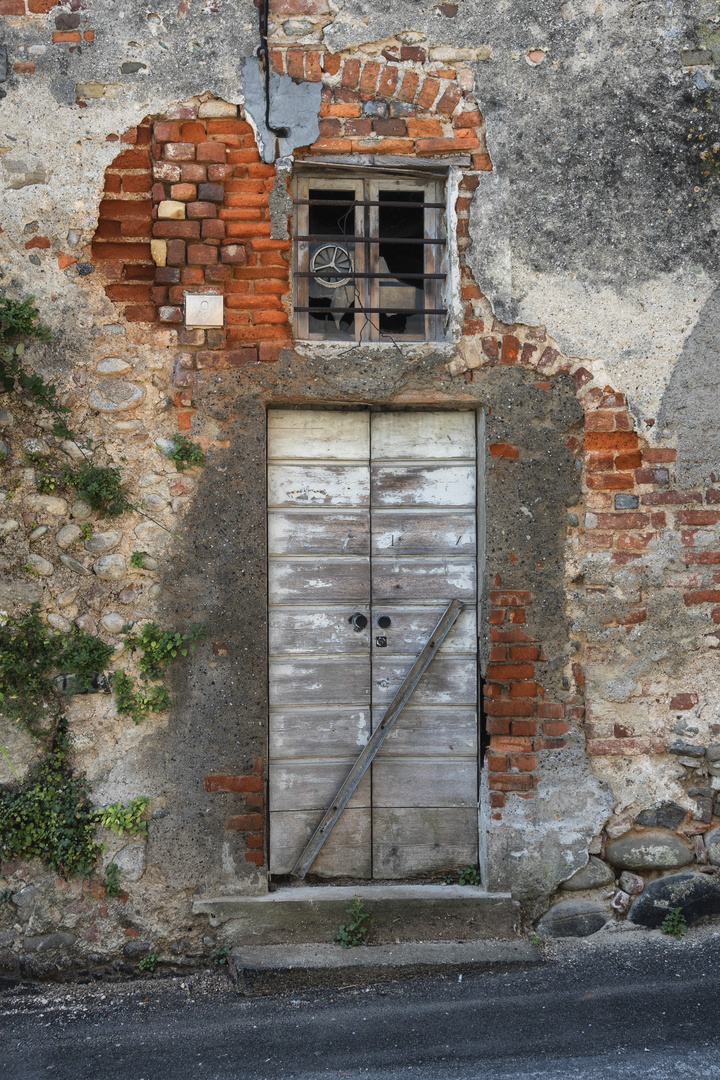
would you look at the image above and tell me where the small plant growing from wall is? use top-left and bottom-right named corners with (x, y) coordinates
top-left (103, 862), bottom-right (122, 899)
top-left (458, 865), bottom-right (481, 886)
top-left (112, 621), bottom-right (207, 724)
top-left (334, 895), bottom-right (370, 948)
top-left (163, 434), bottom-right (205, 473)
top-left (94, 796), bottom-right (152, 836)
top-left (138, 952), bottom-right (160, 973)
top-left (661, 907), bottom-right (688, 939)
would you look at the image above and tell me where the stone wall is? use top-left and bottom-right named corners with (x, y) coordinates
top-left (1, 0), bottom-right (720, 973)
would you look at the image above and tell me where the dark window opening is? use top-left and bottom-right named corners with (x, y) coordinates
top-left (294, 171), bottom-right (447, 343)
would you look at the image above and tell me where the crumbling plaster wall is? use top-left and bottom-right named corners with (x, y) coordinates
top-left (0, 0), bottom-right (719, 963)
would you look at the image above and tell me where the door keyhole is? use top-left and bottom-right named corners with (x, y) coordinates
top-left (349, 612), bottom-right (368, 631)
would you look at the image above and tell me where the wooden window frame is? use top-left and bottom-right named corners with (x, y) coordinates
top-left (293, 168), bottom-right (448, 344)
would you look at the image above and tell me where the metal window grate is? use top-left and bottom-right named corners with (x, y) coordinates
top-left (293, 172), bottom-right (448, 344)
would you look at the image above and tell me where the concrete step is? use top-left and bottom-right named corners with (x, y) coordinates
top-left (227, 939), bottom-right (542, 993)
top-left (192, 884), bottom-right (522, 945)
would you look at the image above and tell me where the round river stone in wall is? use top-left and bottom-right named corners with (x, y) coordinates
top-left (26, 554), bottom-right (53, 576)
top-left (628, 872), bottom-right (720, 928)
top-left (84, 530), bottom-right (120, 553)
top-left (93, 554), bottom-right (126, 580)
top-left (96, 358), bottom-right (132, 377)
top-left (56, 524), bottom-right (82, 549)
top-left (560, 857), bottom-right (615, 891)
top-left (536, 900), bottom-right (610, 938)
top-left (71, 500), bottom-right (93, 520)
top-left (706, 826), bottom-right (720, 866)
top-left (88, 380), bottom-right (144, 413)
top-left (605, 829), bottom-right (694, 871)
top-left (47, 613), bottom-right (71, 632)
top-left (101, 613), bottom-right (125, 633)
top-left (0, 518), bottom-right (19, 535)
top-left (25, 494), bottom-right (68, 516)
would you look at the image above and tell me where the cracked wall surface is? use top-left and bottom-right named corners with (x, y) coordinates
top-left (1, 0), bottom-right (720, 968)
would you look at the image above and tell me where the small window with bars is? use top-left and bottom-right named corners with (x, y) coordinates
top-left (293, 169), bottom-right (448, 342)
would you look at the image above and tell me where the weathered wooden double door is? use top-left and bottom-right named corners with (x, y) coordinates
top-left (268, 409), bottom-right (479, 878)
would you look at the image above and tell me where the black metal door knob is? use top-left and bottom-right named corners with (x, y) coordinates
top-left (349, 612), bottom-right (368, 631)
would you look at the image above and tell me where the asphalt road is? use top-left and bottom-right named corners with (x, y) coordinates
top-left (2, 929), bottom-right (720, 1079)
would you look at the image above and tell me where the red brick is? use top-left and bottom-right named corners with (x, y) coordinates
top-left (635, 468), bottom-right (663, 484)
top-left (165, 143), bottom-right (196, 161)
top-left (489, 774), bottom-right (533, 791)
top-left (197, 142), bottom-right (227, 163)
top-left (641, 491), bottom-right (701, 505)
top-left (196, 348), bottom-right (257, 369)
top-left (154, 121), bottom-right (182, 142)
top-left (397, 70), bottom-right (420, 103)
top-left (123, 174), bottom-right (153, 193)
top-left (489, 590), bottom-right (532, 607)
top-left (24, 236), bottom-right (50, 250)
top-left (170, 182), bottom-right (197, 201)
top-left (584, 431), bottom-right (639, 451)
top-left (359, 60), bottom-right (381, 93)
top-left (342, 58), bottom-right (361, 88)
top-left (511, 720), bottom-right (538, 737)
top-left (124, 304), bottom-right (157, 322)
top-left (594, 513), bottom-right (649, 530)
top-left (105, 284), bottom-right (152, 302)
top-left (416, 78), bottom-right (441, 109)
top-left (0, 0), bottom-right (24, 12)
top-left (669, 693), bottom-right (698, 711)
top-left (378, 66), bottom-right (399, 97)
top-left (323, 53), bottom-right (342, 76)
top-left (180, 121), bottom-right (208, 143)
top-left (53, 31), bottom-right (82, 42)
top-left (436, 83), bottom-right (462, 114)
top-left (305, 50), bottom-right (322, 82)
top-left (91, 242), bottom-right (152, 262)
top-left (587, 452), bottom-right (615, 472)
top-left (13, 61), bottom-right (36, 74)
top-left (489, 442), bottom-right (519, 460)
top-left (486, 717), bottom-right (510, 735)
top-left (490, 792), bottom-right (505, 808)
top-left (400, 45), bottom-right (426, 61)
top-left (99, 200), bottom-right (152, 221)
top-left (509, 609), bottom-right (526, 624)
top-left (510, 755), bottom-right (537, 772)
top-left (678, 510), bottom-right (720, 525)
top-left (486, 755), bottom-right (508, 772)
top-left (182, 163), bottom-right (209, 183)
top-left (534, 738), bottom-right (566, 751)
top-left (487, 663), bottom-right (535, 681)
top-left (454, 109), bottom-right (483, 129)
top-left (204, 774), bottom-right (263, 793)
top-left (473, 153), bottom-right (493, 171)
top-left (684, 590), bottom-right (720, 605)
top-left (373, 118), bottom-right (407, 137)
top-left (587, 473), bottom-right (634, 491)
top-left (543, 721), bottom-right (570, 736)
top-left (245, 852), bottom-right (264, 866)
top-left (491, 627), bottom-right (531, 643)
top-left (153, 220), bottom-right (201, 239)
top-left (683, 551), bottom-right (720, 564)
top-left (484, 699), bottom-right (535, 717)
top-left (285, 47), bottom-right (304, 81)
top-left (113, 148), bottom-right (151, 168)
top-left (501, 335), bottom-right (520, 364)
top-left (416, 136), bottom-right (480, 156)
top-left (187, 200), bottom-right (217, 219)
top-left (643, 448), bottom-right (676, 463)
top-left (614, 451), bottom-right (642, 470)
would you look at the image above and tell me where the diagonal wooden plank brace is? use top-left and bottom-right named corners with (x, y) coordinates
top-left (291, 599), bottom-right (464, 879)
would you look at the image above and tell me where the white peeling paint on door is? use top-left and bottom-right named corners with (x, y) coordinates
top-left (268, 410), bottom-right (372, 878)
top-left (268, 409), bottom-right (479, 879)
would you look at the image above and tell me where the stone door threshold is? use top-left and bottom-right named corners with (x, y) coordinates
top-left (192, 885), bottom-right (520, 943)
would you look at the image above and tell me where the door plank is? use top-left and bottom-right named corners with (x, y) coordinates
top-left (270, 707), bottom-right (370, 758)
top-left (268, 409), bottom-right (369, 461)
top-left (371, 411), bottom-right (476, 460)
top-left (269, 760), bottom-right (371, 811)
top-left (269, 658), bottom-right (371, 706)
top-left (268, 465), bottom-right (370, 508)
top-left (269, 608), bottom-right (371, 656)
top-left (269, 510), bottom-right (370, 556)
top-left (365, 606), bottom-right (476, 656)
top-left (372, 807), bottom-right (478, 877)
top-left (269, 559), bottom-right (370, 603)
top-left (372, 657), bottom-right (477, 706)
top-left (270, 809), bottom-right (371, 877)
top-left (371, 557), bottom-right (476, 601)
top-left (371, 510), bottom-right (476, 554)
top-left (372, 465), bottom-right (476, 507)
top-left (372, 757), bottom-right (478, 807)
top-left (371, 706), bottom-right (477, 755)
